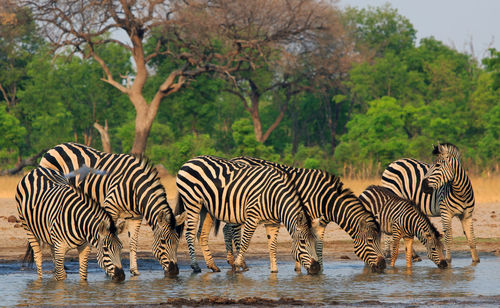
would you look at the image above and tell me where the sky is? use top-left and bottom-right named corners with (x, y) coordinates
top-left (339, 0), bottom-right (500, 59)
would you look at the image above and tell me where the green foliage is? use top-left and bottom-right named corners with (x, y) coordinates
top-left (231, 118), bottom-right (279, 161)
top-left (152, 134), bottom-right (221, 174)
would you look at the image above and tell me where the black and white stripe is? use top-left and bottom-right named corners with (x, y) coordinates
top-left (359, 185), bottom-right (447, 268)
top-left (39, 143), bottom-right (186, 276)
top-left (16, 167), bottom-right (125, 281)
top-left (176, 155), bottom-right (320, 274)
top-left (214, 156), bottom-right (386, 273)
top-left (381, 143), bottom-right (479, 263)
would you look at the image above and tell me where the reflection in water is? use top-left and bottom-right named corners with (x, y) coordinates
top-left (3, 255), bottom-right (500, 306)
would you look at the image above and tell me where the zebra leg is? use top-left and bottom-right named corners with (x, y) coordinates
top-left (440, 213), bottom-right (454, 263)
top-left (312, 221), bottom-right (327, 271)
top-left (77, 244), bottom-right (91, 281)
top-left (27, 234), bottom-right (43, 279)
top-left (460, 213), bottom-right (480, 263)
top-left (53, 243), bottom-right (69, 281)
top-left (223, 224), bottom-right (236, 265)
top-left (185, 209), bottom-right (202, 273)
top-left (403, 237), bottom-right (414, 268)
top-left (390, 232), bottom-right (402, 267)
top-left (126, 219), bottom-right (142, 276)
top-left (265, 223), bottom-right (280, 273)
top-left (199, 214), bottom-right (220, 272)
top-left (234, 218), bottom-right (259, 272)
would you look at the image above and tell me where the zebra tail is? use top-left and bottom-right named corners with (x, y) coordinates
top-left (213, 219), bottom-right (221, 237)
top-left (22, 243), bottom-right (34, 268)
top-left (175, 195), bottom-right (185, 236)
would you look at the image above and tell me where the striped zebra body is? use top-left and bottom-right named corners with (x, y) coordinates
top-left (359, 185), bottom-right (447, 268)
top-left (16, 167), bottom-right (125, 281)
top-left (381, 143), bottom-right (479, 263)
top-left (176, 155), bottom-right (320, 274)
top-left (39, 143), bottom-right (186, 276)
top-left (215, 156), bottom-right (386, 273)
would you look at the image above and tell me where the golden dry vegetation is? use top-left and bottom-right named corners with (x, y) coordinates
top-left (1, 174), bottom-right (499, 204)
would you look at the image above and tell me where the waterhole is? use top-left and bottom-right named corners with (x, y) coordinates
top-left (2, 252), bottom-right (499, 306)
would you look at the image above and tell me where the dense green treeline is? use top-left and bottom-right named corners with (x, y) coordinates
top-left (1, 4), bottom-right (499, 176)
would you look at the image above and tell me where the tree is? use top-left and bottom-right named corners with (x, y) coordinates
top-left (0, 0), bottom-right (42, 109)
top-left (24, 0), bottom-right (329, 155)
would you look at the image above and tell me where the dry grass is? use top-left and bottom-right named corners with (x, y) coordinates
top-left (0, 174), bottom-right (497, 204)
top-left (343, 175), bottom-right (500, 204)
top-left (0, 175), bottom-right (24, 199)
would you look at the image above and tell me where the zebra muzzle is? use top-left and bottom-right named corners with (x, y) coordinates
top-left (371, 256), bottom-right (386, 273)
top-left (422, 179), bottom-right (434, 194)
top-left (165, 262), bottom-right (179, 276)
top-left (438, 260), bottom-right (448, 269)
top-left (112, 267), bottom-right (125, 282)
top-left (307, 259), bottom-right (320, 275)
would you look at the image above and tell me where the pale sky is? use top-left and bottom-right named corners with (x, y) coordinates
top-left (339, 0), bottom-right (500, 60)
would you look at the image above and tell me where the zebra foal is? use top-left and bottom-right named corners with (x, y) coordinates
top-left (39, 143), bottom-right (186, 276)
top-left (16, 167), bottom-right (125, 281)
top-left (382, 143), bottom-right (479, 263)
top-left (176, 155), bottom-right (320, 274)
top-left (359, 186), bottom-right (447, 268)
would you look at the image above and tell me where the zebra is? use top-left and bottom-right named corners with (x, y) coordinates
top-left (16, 166), bottom-right (126, 281)
top-left (201, 156), bottom-right (386, 273)
top-left (176, 155), bottom-right (321, 274)
top-left (382, 142), bottom-right (479, 264)
top-left (358, 185), bottom-right (447, 268)
top-left (39, 143), bottom-right (186, 276)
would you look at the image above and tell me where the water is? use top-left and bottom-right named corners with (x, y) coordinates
top-left (2, 252), bottom-right (500, 306)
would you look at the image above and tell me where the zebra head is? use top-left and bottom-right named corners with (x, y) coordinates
top-left (152, 210), bottom-right (187, 276)
top-left (96, 219), bottom-right (125, 281)
top-left (353, 217), bottom-right (386, 273)
top-left (422, 144), bottom-right (458, 193)
top-left (421, 228), bottom-right (448, 269)
top-left (290, 211), bottom-right (320, 275)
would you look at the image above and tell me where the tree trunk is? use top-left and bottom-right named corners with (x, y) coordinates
top-left (94, 120), bottom-right (111, 153)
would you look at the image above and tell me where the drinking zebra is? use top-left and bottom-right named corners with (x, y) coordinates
top-left (202, 156), bottom-right (386, 273)
top-left (358, 185), bottom-right (447, 268)
top-left (176, 155), bottom-right (320, 274)
top-left (382, 142), bottom-right (479, 263)
top-left (16, 167), bottom-right (126, 281)
top-left (39, 143), bottom-right (186, 276)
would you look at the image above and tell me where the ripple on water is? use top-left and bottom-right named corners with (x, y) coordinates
top-left (1, 254), bottom-right (500, 306)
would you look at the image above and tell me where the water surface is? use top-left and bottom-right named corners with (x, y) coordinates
top-left (2, 252), bottom-right (500, 306)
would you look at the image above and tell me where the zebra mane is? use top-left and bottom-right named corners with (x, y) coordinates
top-left (432, 142), bottom-right (460, 159)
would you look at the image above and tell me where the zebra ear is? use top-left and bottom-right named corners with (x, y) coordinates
top-left (358, 218), bottom-right (367, 231)
top-left (296, 211), bottom-right (307, 228)
top-left (175, 212), bottom-right (187, 227)
top-left (98, 220), bottom-right (110, 236)
top-left (158, 211), bottom-right (169, 226)
top-left (116, 220), bottom-right (126, 234)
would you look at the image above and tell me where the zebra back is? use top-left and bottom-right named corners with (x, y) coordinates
top-left (39, 143), bottom-right (178, 229)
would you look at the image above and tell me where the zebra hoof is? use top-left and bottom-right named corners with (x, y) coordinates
top-left (130, 269), bottom-right (141, 276)
top-left (209, 265), bottom-right (221, 272)
top-left (412, 256), bottom-right (422, 262)
top-left (191, 264), bottom-right (202, 273)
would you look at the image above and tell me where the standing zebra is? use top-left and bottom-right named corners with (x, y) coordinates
top-left (16, 167), bottom-right (125, 281)
top-left (358, 185), bottom-right (447, 268)
top-left (176, 155), bottom-right (320, 274)
top-left (39, 143), bottom-right (186, 276)
top-left (204, 156), bottom-right (386, 273)
top-left (382, 143), bottom-right (479, 263)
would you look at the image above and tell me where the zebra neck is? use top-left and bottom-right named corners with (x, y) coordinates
top-left (450, 164), bottom-right (474, 204)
